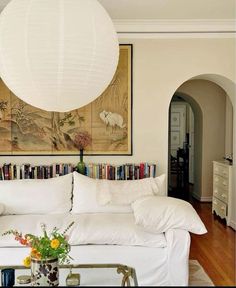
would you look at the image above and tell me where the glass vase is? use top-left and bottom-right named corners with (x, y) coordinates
top-left (31, 258), bottom-right (59, 286)
top-left (76, 149), bottom-right (85, 175)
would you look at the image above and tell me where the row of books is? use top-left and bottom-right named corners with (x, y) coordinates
top-left (0, 162), bottom-right (156, 181)
top-left (0, 163), bottom-right (74, 180)
top-left (84, 163), bottom-right (156, 180)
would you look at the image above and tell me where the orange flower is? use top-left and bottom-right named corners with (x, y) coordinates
top-left (20, 238), bottom-right (28, 245)
top-left (31, 248), bottom-right (41, 259)
top-left (31, 248), bottom-right (38, 257)
top-left (50, 239), bottom-right (60, 249)
top-left (35, 252), bottom-right (41, 260)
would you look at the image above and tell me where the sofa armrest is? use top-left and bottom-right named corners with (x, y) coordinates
top-left (165, 229), bottom-right (191, 286)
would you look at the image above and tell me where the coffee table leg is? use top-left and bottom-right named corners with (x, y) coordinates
top-left (117, 265), bottom-right (136, 286)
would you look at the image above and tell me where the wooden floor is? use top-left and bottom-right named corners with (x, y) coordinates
top-left (189, 200), bottom-right (236, 286)
top-left (168, 175), bottom-right (235, 286)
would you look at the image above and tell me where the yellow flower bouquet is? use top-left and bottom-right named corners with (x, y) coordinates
top-left (3, 222), bottom-right (74, 266)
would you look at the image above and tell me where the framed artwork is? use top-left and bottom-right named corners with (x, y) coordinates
top-left (0, 44), bottom-right (133, 156)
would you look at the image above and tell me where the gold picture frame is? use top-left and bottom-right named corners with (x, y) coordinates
top-left (0, 44), bottom-right (133, 156)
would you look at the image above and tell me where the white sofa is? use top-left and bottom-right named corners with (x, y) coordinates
top-left (0, 172), bottom-right (207, 286)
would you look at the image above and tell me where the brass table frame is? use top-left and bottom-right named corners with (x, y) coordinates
top-left (0, 263), bottom-right (138, 286)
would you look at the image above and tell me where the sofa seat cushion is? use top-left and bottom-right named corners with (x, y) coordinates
top-left (0, 214), bottom-right (76, 247)
top-left (0, 174), bottom-right (73, 215)
top-left (0, 213), bottom-right (167, 248)
top-left (70, 213), bottom-right (167, 248)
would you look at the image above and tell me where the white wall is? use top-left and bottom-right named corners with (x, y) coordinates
top-left (1, 38), bottom-right (235, 192)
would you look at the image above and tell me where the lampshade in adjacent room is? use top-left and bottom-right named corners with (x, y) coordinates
top-left (0, 0), bottom-right (119, 112)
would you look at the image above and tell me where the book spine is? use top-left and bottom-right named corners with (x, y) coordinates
top-left (140, 163), bottom-right (144, 179)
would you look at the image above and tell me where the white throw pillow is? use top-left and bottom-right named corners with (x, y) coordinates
top-left (72, 172), bottom-right (132, 213)
top-left (0, 203), bottom-right (5, 215)
top-left (0, 173), bottom-right (73, 215)
top-left (154, 174), bottom-right (166, 196)
top-left (96, 176), bottom-right (160, 206)
top-left (72, 172), bottom-right (166, 213)
top-left (132, 196), bottom-right (207, 235)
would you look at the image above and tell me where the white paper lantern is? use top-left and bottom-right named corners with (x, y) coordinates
top-left (0, 0), bottom-right (119, 112)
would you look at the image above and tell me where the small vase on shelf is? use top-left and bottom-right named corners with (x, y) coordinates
top-left (76, 149), bottom-right (85, 175)
top-left (74, 131), bottom-right (92, 175)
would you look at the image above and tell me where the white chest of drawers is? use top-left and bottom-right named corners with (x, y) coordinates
top-left (212, 161), bottom-right (233, 225)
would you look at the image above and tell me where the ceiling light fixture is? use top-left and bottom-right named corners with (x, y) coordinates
top-left (0, 0), bottom-right (119, 112)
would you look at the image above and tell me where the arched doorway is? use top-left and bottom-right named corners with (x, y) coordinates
top-left (168, 74), bottom-right (236, 227)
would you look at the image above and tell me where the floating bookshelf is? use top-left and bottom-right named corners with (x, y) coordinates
top-left (0, 162), bottom-right (156, 181)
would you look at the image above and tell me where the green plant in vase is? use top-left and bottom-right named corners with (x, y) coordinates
top-left (74, 131), bottom-right (92, 175)
top-left (3, 222), bottom-right (74, 286)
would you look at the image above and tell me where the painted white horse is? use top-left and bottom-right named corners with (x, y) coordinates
top-left (100, 110), bottom-right (126, 129)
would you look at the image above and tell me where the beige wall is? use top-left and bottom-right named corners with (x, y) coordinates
top-left (2, 38), bottom-right (235, 163)
top-left (1, 38), bottom-right (235, 206)
top-left (177, 80), bottom-right (227, 200)
top-left (225, 96), bottom-right (234, 157)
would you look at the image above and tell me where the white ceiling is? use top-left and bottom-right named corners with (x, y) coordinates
top-left (0, 0), bottom-right (235, 20)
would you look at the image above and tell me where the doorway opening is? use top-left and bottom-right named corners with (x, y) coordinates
top-left (167, 75), bottom-right (235, 228)
top-left (168, 94), bottom-right (195, 201)
top-left (168, 78), bottom-right (234, 208)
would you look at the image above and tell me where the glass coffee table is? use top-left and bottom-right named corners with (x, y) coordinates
top-left (0, 263), bottom-right (138, 286)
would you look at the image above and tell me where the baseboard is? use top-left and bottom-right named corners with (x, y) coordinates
top-left (200, 196), bottom-right (212, 202)
top-left (192, 192), bottom-right (201, 201)
top-left (229, 220), bottom-right (236, 230)
top-left (192, 193), bottom-right (212, 202)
